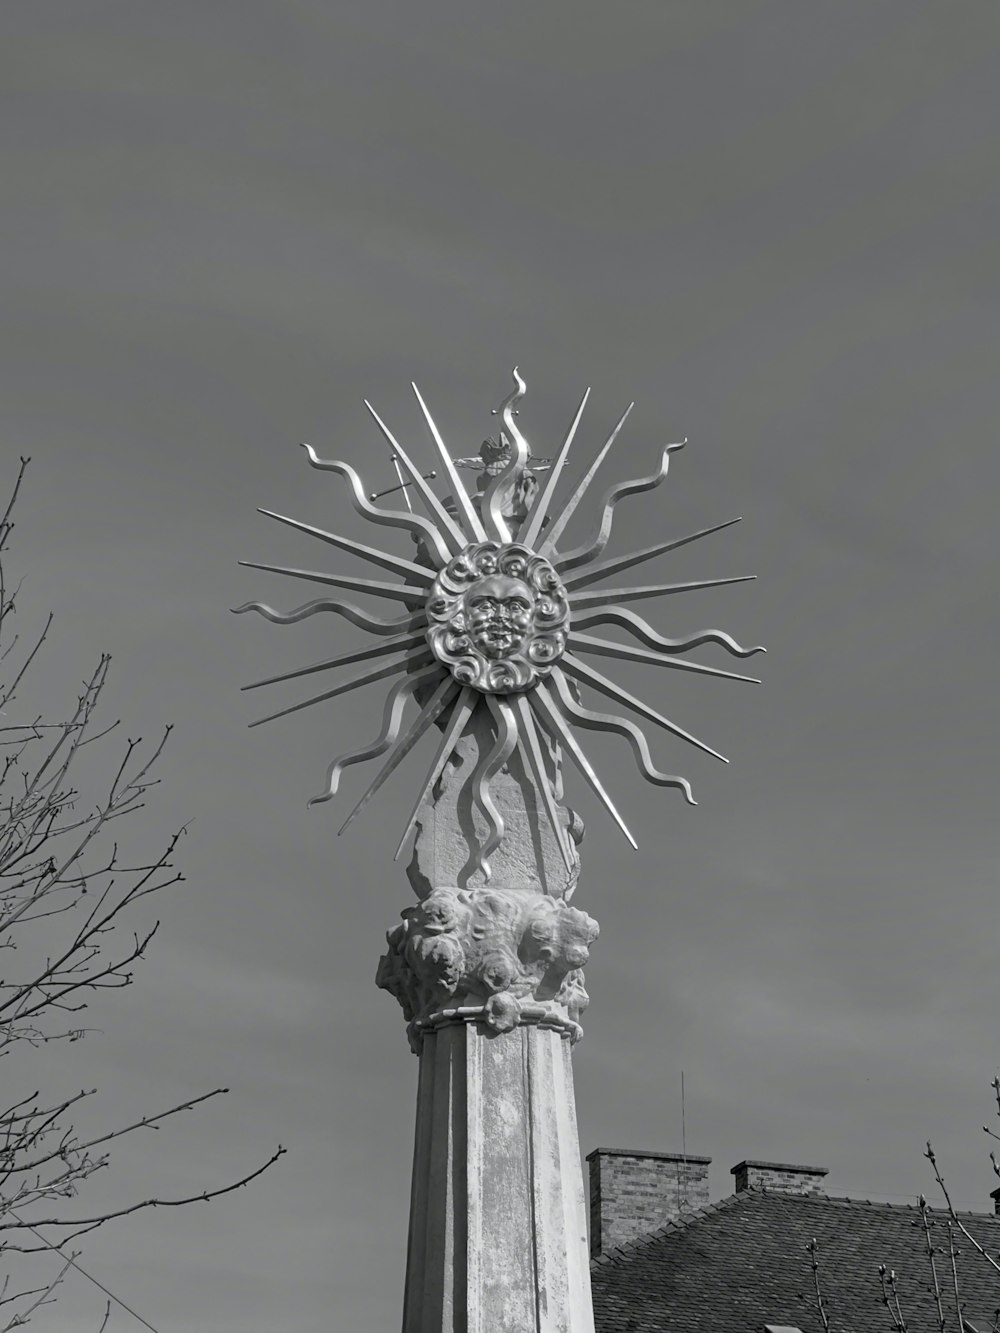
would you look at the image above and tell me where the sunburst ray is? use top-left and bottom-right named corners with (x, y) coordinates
top-left (530, 681), bottom-right (637, 849)
top-left (550, 669), bottom-right (696, 805)
top-left (482, 368), bottom-right (529, 542)
top-left (363, 400), bottom-right (467, 553)
top-left (471, 696), bottom-right (520, 879)
top-left (299, 448), bottom-right (454, 567)
top-left (569, 607), bottom-right (764, 659)
top-left (257, 508), bottom-right (434, 584)
top-left (568, 574), bottom-right (755, 610)
top-left (512, 693), bottom-right (574, 875)
top-left (337, 674), bottom-right (458, 834)
top-left (242, 629), bottom-right (427, 692)
top-left (562, 517), bottom-right (742, 591)
top-left (308, 669), bottom-right (441, 806)
top-left (394, 685), bottom-right (478, 860)
top-left (568, 632), bottom-right (761, 684)
top-left (554, 441), bottom-right (685, 573)
top-left (240, 371), bottom-right (760, 866)
top-left (249, 653), bottom-right (434, 728)
top-left (537, 402), bottom-right (633, 559)
top-left (232, 597), bottom-right (425, 637)
top-left (411, 382), bottom-right (487, 543)
top-left (560, 652), bottom-right (727, 762)
top-left (238, 560), bottom-right (428, 604)
top-left (519, 387), bottom-right (590, 550)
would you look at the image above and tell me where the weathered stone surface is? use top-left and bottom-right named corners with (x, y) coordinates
top-left (377, 885), bottom-right (599, 1053)
top-left (405, 708), bottom-right (584, 899)
top-left (403, 1020), bottom-right (595, 1333)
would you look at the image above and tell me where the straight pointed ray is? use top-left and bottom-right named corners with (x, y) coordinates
top-left (391, 455), bottom-right (413, 512)
top-left (363, 400), bottom-right (467, 553)
top-left (338, 674), bottom-right (458, 834)
top-left (309, 669), bottom-right (441, 806)
top-left (394, 686), bottom-right (478, 859)
top-left (258, 508), bottom-right (433, 584)
top-left (482, 368), bottom-right (529, 543)
top-left (538, 402), bottom-right (633, 559)
top-left (232, 597), bottom-right (425, 637)
top-left (411, 382), bottom-right (488, 542)
top-left (530, 682), bottom-right (637, 849)
top-left (512, 693), bottom-right (574, 875)
top-left (300, 448), bottom-right (452, 566)
top-left (242, 630), bottom-right (426, 692)
top-left (561, 652), bottom-right (728, 762)
top-left (239, 560), bottom-right (427, 604)
top-left (248, 653), bottom-right (434, 728)
top-left (556, 443), bottom-right (684, 574)
top-left (550, 669), bottom-right (696, 804)
top-left (568, 632), bottom-right (761, 683)
top-left (568, 574), bottom-right (755, 610)
top-left (519, 386), bottom-right (591, 550)
top-left (562, 517), bottom-right (742, 591)
top-left (472, 696), bottom-right (520, 879)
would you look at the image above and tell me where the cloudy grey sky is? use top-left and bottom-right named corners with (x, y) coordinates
top-left (2, 2), bottom-right (998, 1328)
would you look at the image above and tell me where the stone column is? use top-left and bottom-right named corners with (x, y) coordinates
top-left (378, 719), bottom-right (599, 1332)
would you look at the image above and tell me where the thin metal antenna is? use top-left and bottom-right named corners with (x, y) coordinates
top-left (680, 1070), bottom-right (687, 1212)
top-left (391, 456), bottom-right (412, 512)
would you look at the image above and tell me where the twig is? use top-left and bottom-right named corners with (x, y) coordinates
top-left (807, 1237), bottom-right (831, 1332)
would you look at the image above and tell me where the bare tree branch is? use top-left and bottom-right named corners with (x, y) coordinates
top-left (0, 458), bottom-right (283, 1326)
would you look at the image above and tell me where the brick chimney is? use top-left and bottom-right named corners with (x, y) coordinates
top-left (990, 1186), bottom-right (1000, 1216)
top-left (587, 1148), bottom-right (711, 1258)
top-left (730, 1159), bottom-right (828, 1195)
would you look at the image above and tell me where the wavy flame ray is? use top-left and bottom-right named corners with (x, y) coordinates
top-left (232, 597), bottom-right (425, 637)
top-left (482, 367), bottom-right (529, 543)
top-left (300, 447), bottom-right (454, 566)
top-left (538, 401), bottom-right (633, 559)
top-left (550, 669), bottom-right (696, 805)
top-left (471, 696), bottom-right (520, 879)
top-left (554, 441), bottom-right (685, 573)
top-left (394, 685), bottom-right (478, 861)
top-left (512, 693), bottom-right (574, 875)
top-left (337, 674), bottom-right (458, 835)
top-left (308, 669), bottom-right (441, 806)
top-left (530, 682), bottom-right (637, 849)
top-left (568, 632), bottom-right (761, 684)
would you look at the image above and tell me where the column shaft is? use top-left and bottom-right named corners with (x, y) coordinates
top-left (403, 1020), bottom-right (595, 1333)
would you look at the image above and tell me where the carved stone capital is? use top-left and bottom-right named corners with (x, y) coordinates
top-left (377, 886), bottom-right (599, 1052)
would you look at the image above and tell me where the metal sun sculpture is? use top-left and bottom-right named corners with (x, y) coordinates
top-left (235, 369), bottom-right (763, 878)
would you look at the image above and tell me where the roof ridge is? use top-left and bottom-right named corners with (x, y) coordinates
top-left (590, 1192), bottom-right (748, 1268)
top-left (590, 1190), bottom-right (1000, 1270)
top-left (750, 1189), bottom-right (1000, 1220)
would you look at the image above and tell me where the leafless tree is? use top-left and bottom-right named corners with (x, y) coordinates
top-left (0, 459), bottom-right (284, 1326)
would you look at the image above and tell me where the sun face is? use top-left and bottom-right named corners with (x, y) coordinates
top-left (426, 542), bottom-right (569, 691)
top-left (235, 368), bottom-right (763, 879)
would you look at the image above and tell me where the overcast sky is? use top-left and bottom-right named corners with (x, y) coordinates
top-left (2, 2), bottom-right (999, 1329)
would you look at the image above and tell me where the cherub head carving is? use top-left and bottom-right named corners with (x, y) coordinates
top-left (426, 542), bottom-right (570, 694)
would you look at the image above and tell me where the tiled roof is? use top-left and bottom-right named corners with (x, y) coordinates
top-left (591, 1188), bottom-right (1000, 1332)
